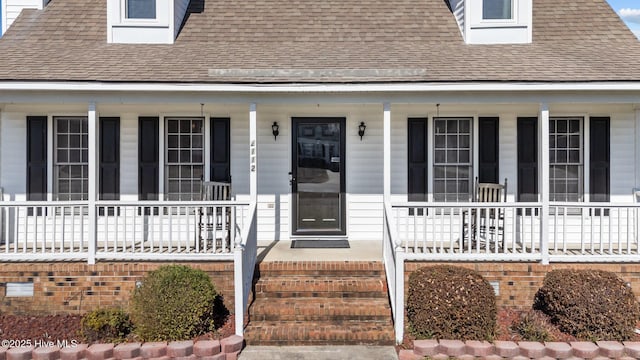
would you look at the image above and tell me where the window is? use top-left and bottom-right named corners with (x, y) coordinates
top-left (549, 117), bottom-right (582, 202)
top-left (483, 0), bottom-right (512, 20)
top-left (433, 118), bottom-right (472, 202)
top-left (166, 117), bottom-right (204, 201)
top-left (126, 0), bottom-right (156, 19)
top-left (55, 117), bottom-right (88, 201)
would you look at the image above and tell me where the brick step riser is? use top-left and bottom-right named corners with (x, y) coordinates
top-left (244, 326), bottom-right (395, 346)
top-left (254, 280), bottom-right (387, 294)
top-left (251, 314), bottom-right (391, 322)
top-left (256, 270), bottom-right (386, 277)
top-left (253, 291), bottom-right (388, 299)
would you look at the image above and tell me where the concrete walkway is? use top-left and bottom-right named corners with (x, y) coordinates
top-left (238, 346), bottom-right (399, 360)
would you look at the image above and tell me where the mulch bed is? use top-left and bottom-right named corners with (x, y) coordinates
top-left (0, 313), bottom-right (235, 345)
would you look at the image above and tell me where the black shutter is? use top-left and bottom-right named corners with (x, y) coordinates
top-left (590, 117), bottom-right (610, 202)
top-left (99, 117), bottom-right (120, 200)
top-left (138, 117), bottom-right (159, 200)
top-left (479, 117), bottom-right (499, 183)
top-left (210, 117), bottom-right (231, 182)
top-left (408, 118), bottom-right (428, 202)
top-left (27, 116), bottom-right (48, 201)
top-left (517, 117), bottom-right (538, 202)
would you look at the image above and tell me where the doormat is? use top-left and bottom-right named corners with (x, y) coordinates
top-left (291, 240), bottom-right (350, 249)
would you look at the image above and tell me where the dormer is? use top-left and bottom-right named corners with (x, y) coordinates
top-left (107, 0), bottom-right (191, 44)
top-left (448, 0), bottom-right (532, 44)
top-left (1, 0), bottom-right (50, 36)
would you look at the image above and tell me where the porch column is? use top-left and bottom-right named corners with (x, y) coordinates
top-left (87, 102), bottom-right (98, 265)
top-left (539, 103), bottom-right (550, 265)
top-left (635, 106), bottom-right (640, 188)
top-left (249, 103), bottom-right (257, 203)
top-left (383, 102), bottom-right (391, 203)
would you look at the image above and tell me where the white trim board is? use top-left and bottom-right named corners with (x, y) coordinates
top-left (1, 82), bottom-right (640, 93)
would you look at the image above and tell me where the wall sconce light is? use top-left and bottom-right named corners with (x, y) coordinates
top-left (272, 122), bottom-right (280, 141)
top-left (358, 121), bottom-right (366, 141)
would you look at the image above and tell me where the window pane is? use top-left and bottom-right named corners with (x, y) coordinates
top-left (127, 0), bottom-right (156, 19)
top-left (459, 120), bottom-right (470, 133)
top-left (168, 120), bottom-right (179, 133)
top-left (435, 150), bottom-right (446, 163)
top-left (447, 134), bottom-right (457, 147)
top-left (446, 150), bottom-right (458, 163)
top-left (168, 150), bottom-right (178, 163)
top-left (435, 135), bottom-right (445, 148)
top-left (69, 119), bottom-right (81, 133)
top-left (168, 135), bottom-right (179, 148)
top-left (459, 150), bottom-right (470, 163)
top-left (57, 135), bottom-right (68, 148)
top-left (180, 150), bottom-right (190, 162)
top-left (483, 0), bottom-right (512, 19)
top-left (447, 120), bottom-right (458, 133)
top-left (180, 135), bottom-right (191, 148)
top-left (192, 135), bottom-right (203, 148)
top-left (57, 119), bottom-right (68, 133)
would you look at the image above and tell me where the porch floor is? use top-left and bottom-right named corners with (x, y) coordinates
top-left (256, 240), bottom-right (382, 262)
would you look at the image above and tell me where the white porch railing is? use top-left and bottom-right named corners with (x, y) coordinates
top-left (0, 200), bottom-right (250, 261)
top-left (234, 202), bottom-right (258, 337)
top-left (385, 200), bottom-right (640, 343)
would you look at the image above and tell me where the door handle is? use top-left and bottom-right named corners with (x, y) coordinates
top-left (288, 172), bottom-right (296, 186)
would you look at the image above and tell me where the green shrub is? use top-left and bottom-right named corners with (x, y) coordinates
top-left (130, 265), bottom-right (218, 341)
top-left (513, 310), bottom-right (554, 342)
top-left (406, 265), bottom-right (496, 340)
top-left (80, 308), bottom-right (132, 343)
top-left (534, 269), bottom-right (640, 341)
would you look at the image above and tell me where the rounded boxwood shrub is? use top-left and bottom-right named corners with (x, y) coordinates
top-left (534, 269), bottom-right (640, 341)
top-left (80, 308), bottom-right (132, 343)
top-left (407, 265), bottom-right (496, 340)
top-left (130, 265), bottom-right (218, 341)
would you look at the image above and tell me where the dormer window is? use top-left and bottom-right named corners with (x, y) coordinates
top-left (126, 0), bottom-right (156, 19)
top-left (482, 0), bottom-right (513, 20)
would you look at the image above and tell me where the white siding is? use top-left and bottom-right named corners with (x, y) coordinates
top-left (254, 104), bottom-right (384, 242)
top-left (610, 112), bottom-right (635, 202)
top-left (174, 0), bottom-right (190, 38)
top-left (119, 114), bottom-right (138, 200)
top-left (499, 114), bottom-right (517, 202)
top-left (3, 0), bottom-right (45, 35)
top-left (0, 112), bottom-right (27, 199)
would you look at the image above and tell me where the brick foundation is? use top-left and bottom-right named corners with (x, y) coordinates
top-left (0, 262), bottom-right (234, 315)
top-left (405, 262), bottom-right (640, 309)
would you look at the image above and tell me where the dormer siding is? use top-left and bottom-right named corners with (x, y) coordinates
top-left (107, 0), bottom-right (190, 44)
top-left (1, 0), bottom-right (49, 35)
top-left (449, 0), bottom-right (532, 44)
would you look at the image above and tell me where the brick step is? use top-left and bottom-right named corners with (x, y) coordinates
top-left (256, 261), bottom-right (385, 277)
top-left (243, 320), bottom-right (395, 346)
top-left (254, 276), bottom-right (387, 298)
top-left (249, 297), bottom-right (391, 322)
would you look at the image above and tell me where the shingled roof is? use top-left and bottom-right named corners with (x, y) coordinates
top-left (0, 0), bottom-right (638, 84)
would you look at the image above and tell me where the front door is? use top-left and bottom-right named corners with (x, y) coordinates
top-left (291, 118), bottom-right (346, 236)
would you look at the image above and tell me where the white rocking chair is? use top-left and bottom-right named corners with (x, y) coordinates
top-left (463, 177), bottom-right (508, 250)
top-left (198, 181), bottom-right (232, 250)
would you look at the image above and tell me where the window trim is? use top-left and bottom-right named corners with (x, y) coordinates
top-left (164, 116), bottom-right (206, 201)
top-left (53, 116), bottom-right (89, 201)
top-left (432, 117), bottom-right (474, 202)
top-left (549, 116), bottom-right (584, 203)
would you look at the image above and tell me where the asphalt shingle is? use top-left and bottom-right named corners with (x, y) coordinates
top-left (0, 0), bottom-right (638, 83)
